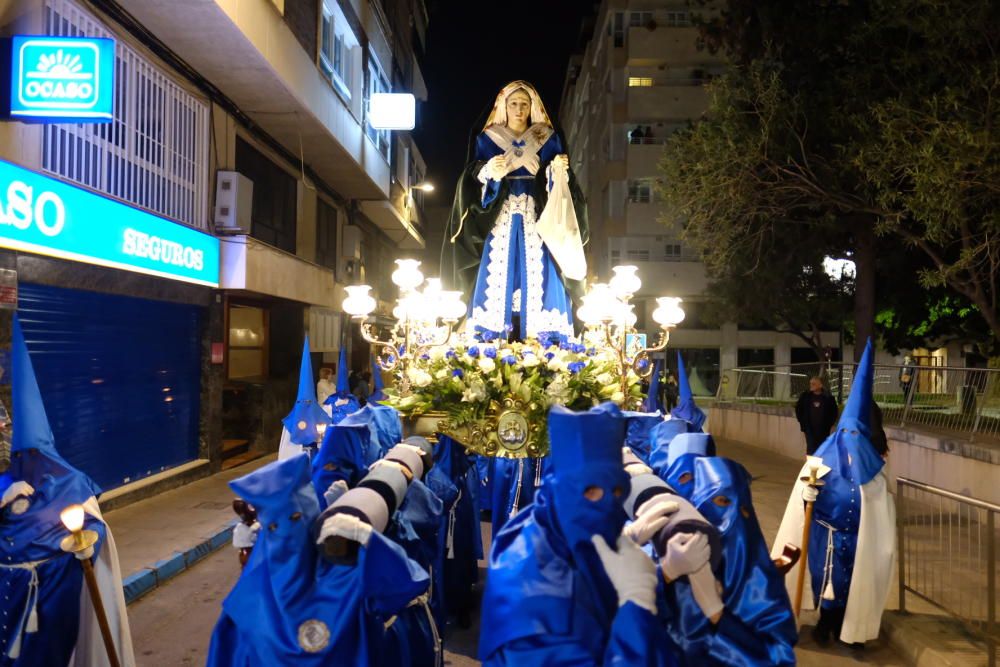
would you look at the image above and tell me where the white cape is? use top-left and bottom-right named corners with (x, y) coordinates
top-left (69, 496), bottom-right (136, 667)
top-left (770, 462), bottom-right (896, 644)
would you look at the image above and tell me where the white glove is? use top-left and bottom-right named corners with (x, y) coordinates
top-left (486, 155), bottom-right (509, 181)
top-left (662, 532), bottom-right (711, 582)
top-left (689, 564), bottom-right (725, 621)
top-left (591, 534), bottom-right (658, 614)
top-left (625, 496), bottom-right (679, 546)
top-left (323, 480), bottom-right (349, 507)
top-left (318, 512), bottom-right (373, 547)
top-left (0, 481), bottom-right (35, 508)
top-left (232, 521), bottom-right (260, 549)
top-left (802, 485), bottom-right (819, 503)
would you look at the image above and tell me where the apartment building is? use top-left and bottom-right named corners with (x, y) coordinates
top-left (561, 1), bottom-right (839, 394)
top-left (0, 0), bottom-right (429, 501)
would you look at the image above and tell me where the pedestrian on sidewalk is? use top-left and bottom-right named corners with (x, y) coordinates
top-left (899, 355), bottom-right (916, 401)
top-left (664, 372), bottom-right (679, 412)
top-left (794, 376), bottom-right (838, 455)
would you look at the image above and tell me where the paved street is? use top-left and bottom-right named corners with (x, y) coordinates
top-left (127, 438), bottom-right (906, 666)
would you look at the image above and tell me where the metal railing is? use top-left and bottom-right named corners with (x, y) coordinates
top-left (897, 478), bottom-right (999, 665)
top-left (718, 361), bottom-right (1000, 442)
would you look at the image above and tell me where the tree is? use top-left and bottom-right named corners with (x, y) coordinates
top-left (661, 0), bottom-right (1000, 355)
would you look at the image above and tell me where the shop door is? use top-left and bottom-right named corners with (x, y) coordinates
top-left (18, 283), bottom-right (202, 490)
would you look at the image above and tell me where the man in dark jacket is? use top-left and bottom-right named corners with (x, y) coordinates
top-left (795, 376), bottom-right (839, 455)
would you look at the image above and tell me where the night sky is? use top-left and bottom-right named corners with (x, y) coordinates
top-left (413, 0), bottom-right (595, 204)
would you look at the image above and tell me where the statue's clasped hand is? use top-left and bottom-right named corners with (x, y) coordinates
top-left (552, 154), bottom-right (569, 172)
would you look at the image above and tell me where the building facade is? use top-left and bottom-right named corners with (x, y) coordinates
top-left (560, 0), bottom-right (839, 395)
top-left (0, 0), bottom-right (429, 503)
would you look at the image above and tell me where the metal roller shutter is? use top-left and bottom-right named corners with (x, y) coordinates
top-left (18, 283), bottom-right (202, 490)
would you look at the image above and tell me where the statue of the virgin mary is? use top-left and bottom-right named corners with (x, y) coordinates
top-left (444, 81), bottom-right (588, 342)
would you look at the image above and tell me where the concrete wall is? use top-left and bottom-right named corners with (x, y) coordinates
top-left (708, 402), bottom-right (1000, 505)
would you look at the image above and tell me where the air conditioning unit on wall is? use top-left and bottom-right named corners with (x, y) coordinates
top-left (338, 225), bottom-right (363, 284)
top-left (214, 171), bottom-right (254, 235)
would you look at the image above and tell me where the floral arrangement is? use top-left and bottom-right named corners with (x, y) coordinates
top-left (381, 337), bottom-right (643, 455)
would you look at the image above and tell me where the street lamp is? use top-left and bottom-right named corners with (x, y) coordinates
top-left (59, 504), bottom-right (121, 667)
top-left (343, 259), bottom-right (465, 396)
top-left (578, 267), bottom-right (686, 407)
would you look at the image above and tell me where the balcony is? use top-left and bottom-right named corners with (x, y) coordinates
top-left (116, 0), bottom-right (395, 206)
top-left (627, 84), bottom-right (709, 122)
top-left (627, 26), bottom-right (721, 67)
top-left (220, 236), bottom-right (339, 307)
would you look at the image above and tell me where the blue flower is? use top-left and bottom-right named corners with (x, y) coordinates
top-left (502, 355), bottom-right (516, 365)
top-left (484, 347), bottom-right (497, 359)
top-left (572, 343), bottom-right (586, 354)
top-left (568, 361), bottom-right (586, 374)
top-left (587, 347), bottom-right (596, 356)
top-left (483, 330), bottom-right (499, 342)
top-left (545, 352), bottom-right (556, 361)
top-left (452, 368), bottom-right (464, 378)
top-left (637, 358), bottom-right (650, 371)
top-left (398, 345), bottom-right (406, 355)
top-left (522, 349), bottom-right (535, 357)
top-left (420, 353), bottom-right (430, 360)
top-left (446, 350), bottom-right (456, 359)
top-left (559, 341), bottom-right (572, 351)
top-left (468, 346), bottom-right (480, 358)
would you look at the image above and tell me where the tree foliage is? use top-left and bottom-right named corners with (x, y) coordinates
top-left (661, 0), bottom-right (1000, 353)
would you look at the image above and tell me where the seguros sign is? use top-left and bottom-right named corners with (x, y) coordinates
top-left (0, 158), bottom-right (218, 287)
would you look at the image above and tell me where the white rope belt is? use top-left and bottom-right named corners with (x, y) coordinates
top-left (1, 557), bottom-right (55, 659)
top-left (446, 489), bottom-right (462, 560)
top-left (382, 592), bottom-right (443, 666)
top-left (817, 520), bottom-right (838, 602)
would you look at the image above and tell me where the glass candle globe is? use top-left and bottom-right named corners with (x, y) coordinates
top-left (391, 259), bottom-right (424, 292)
top-left (651, 297), bottom-right (685, 327)
top-left (609, 265), bottom-right (642, 298)
top-left (439, 291), bottom-right (467, 321)
top-left (343, 285), bottom-right (376, 317)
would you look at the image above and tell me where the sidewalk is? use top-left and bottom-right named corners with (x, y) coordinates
top-left (104, 454), bottom-right (275, 603)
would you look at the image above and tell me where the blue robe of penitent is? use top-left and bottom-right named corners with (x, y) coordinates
top-left (671, 353), bottom-right (707, 431)
top-left (479, 403), bottom-right (676, 667)
top-left (650, 430), bottom-right (714, 500)
top-left (808, 341), bottom-right (885, 617)
top-left (338, 403), bottom-right (403, 461)
top-left (467, 126), bottom-right (575, 341)
top-left (207, 454), bottom-right (429, 667)
top-left (433, 434), bottom-right (483, 623)
top-left (623, 410), bottom-right (666, 464)
top-left (311, 423), bottom-right (373, 507)
top-left (658, 457), bottom-right (797, 666)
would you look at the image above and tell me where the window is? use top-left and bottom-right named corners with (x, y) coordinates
top-left (42, 0), bottom-right (210, 229)
top-left (611, 12), bottom-right (625, 47)
top-left (366, 56), bottom-right (391, 159)
top-left (316, 198), bottom-right (338, 270)
top-left (629, 11), bottom-right (653, 27)
top-left (228, 305), bottom-right (268, 380)
top-left (320, 1), bottom-right (356, 99)
top-left (665, 11), bottom-right (691, 27)
top-left (628, 77), bottom-right (654, 87)
top-left (665, 243), bottom-right (682, 257)
top-left (628, 179), bottom-right (652, 203)
top-left (235, 137), bottom-right (298, 253)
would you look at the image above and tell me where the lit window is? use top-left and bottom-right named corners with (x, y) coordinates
top-left (320, 1), bottom-right (356, 99)
top-left (629, 77), bottom-right (654, 87)
top-left (366, 56), bottom-right (391, 159)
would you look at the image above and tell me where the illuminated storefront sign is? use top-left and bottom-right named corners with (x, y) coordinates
top-left (10, 35), bottom-right (115, 121)
top-left (0, 158), bottom-right (219, 287)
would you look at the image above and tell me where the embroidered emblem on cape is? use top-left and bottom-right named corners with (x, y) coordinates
top-left (297, 619), bottom-right (330, 653)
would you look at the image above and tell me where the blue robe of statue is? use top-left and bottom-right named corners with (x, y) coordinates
top-left (657, 457), bottom-right (797, 666)
top-left (207, 455), bottom-right (430, 667)
top-left (467, 125), bottom-right (575, 341)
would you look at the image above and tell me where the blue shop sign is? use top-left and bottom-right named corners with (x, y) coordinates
top-left (10, 35), bottom-right (115, 121)
top-left (0, 158), bottom-right (219, 287)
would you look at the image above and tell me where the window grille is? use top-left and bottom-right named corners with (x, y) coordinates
top-left (42, 0), bottom-right (210, 230)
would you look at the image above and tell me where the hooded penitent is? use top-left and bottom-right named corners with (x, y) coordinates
top-left (0, 315), bottom-right (134, 666)
top-left (311, 423), bottom-right (373, 507)
top-left (650, 432), bottom-right (715, 500)
top-left (480, 403), bottom-right (671, 666)
top-left (622, 410), bottom-right (665, 464)
top-left (771, 339), bottom-right (896, 645)
top-left (671, 353), bottom-right (706, 431)
top-left (325, 348), bottom-right (360, 422)
top-left (338, 404), bottom-right (403, 461)
top-left (207, 454), bottom-right (429, 667)
top-left (370, 354), bottom-right (388, 403)
top-left (660, 457), bottom-right (797, 666)
top-left (642, 359), bottom-right (665, 413)
top-left (282, 336), bottom-right (332, 448)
